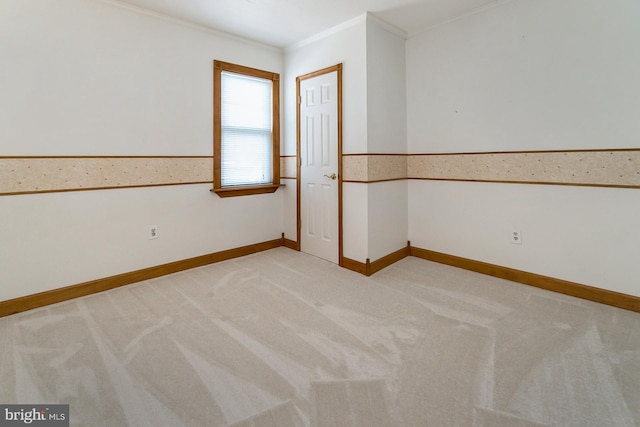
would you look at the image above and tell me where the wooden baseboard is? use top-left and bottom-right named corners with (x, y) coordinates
top-left (341, 243), bottom-right (410, 276)
top-left (369, 245), bottom-right (410, 275)
top-left (341, 257), bottom-right (369, 275)
top-left (283, 238), bottom-right (298, 250)
top-left (6, 238), bottom-right (635, 317)
top-left (410, 246), bottom-right (640, 313)
top-left (0, 238), bottom-right (284, 318)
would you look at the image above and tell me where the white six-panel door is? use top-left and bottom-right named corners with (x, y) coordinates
top-left (300, 71), bottom-right (339, 264)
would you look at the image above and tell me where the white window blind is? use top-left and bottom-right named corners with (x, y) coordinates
top-left (221, 71), bottom-right (273, 187)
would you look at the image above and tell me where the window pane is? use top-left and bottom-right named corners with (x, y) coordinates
top-left (221, 72), bottom-right (272, 130)
top-left (221, 129), bottom-right (272, 187)
top-left (220, 71), bottom-right (273, 187)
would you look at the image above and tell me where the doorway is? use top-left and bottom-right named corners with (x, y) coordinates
top-left (296, 64), bottom-right (342, 264)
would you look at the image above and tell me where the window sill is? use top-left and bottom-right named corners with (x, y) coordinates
top-left (210, 184), bottom-right (284, 198)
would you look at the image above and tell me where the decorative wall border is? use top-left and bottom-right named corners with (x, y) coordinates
top-left (11, 149), bottom-right (634, 194)
top-left (339, 149), bottom-right (640, 188)
top-left (342, 154), bottom-right (407, 183)
top-left (0, 156), bottom-right (213, 196)
top-left (408, 149), bottom-right (640, 188)
top-left (280, 155), bottom-right (297, 179)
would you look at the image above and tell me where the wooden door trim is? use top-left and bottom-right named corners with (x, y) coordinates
top-left (296, 64), bottom-right (343, 263)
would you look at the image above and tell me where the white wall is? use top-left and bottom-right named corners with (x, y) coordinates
top-left (366, 16), bottom-right (408, 261)
top-left (6, 0), bottom-right (633, 301)
top-left (0, 186), bottom-right (282, 300)
top-left (0, 0), bottom-right (281, 156)
top-left (284, 16), bottom-right (369, 261)
top-left (366, 15), bottom-right (407, 155)
top-left (409, 181), bottom-right (640, 296)
top-left (407, 0), bottom-right (640, 296)
top-left (284, 15), bottom-right (409, 263)
top-left (284, 17), bottom-right (368, 155)
top-left (368, 180), bottom-right (408, 261)
top-left (407, 0), bottom-right (640, 153)
top-left (0, 0), bottom-right (284, 301)
top-left (281, 178), bottom-right (297, 242)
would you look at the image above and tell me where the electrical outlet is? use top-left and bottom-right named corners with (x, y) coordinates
top-left (149, 225), bottom-right (159, 240)
top-left (511, 230), bottom-right (522, 244)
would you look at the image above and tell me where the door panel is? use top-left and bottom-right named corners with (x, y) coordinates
top-left (321, 114), bottom-right (331, 167)
top-left (306, 116), bottom-right (315, 166)
top-left (300, 71), bottom-right (339, 264)
top-left (306, 183), bottom-right (316, 237)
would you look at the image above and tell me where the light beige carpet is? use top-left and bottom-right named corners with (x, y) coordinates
top-left (1, 248), bottom-right (638, 426)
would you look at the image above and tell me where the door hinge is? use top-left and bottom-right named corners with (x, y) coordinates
top-left (298, 96), bottom-right (302, 104)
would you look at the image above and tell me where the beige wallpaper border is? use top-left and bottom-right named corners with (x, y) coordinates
top-left (1, 155), bottom-right (301, 196)
top-left (280, 156), bottom-right (297, 179)
top-left (8, 150), bottom-right (638, 195)
top-left (341, 149), bottom-right (640, 189)
top-left (0, 156), bottom-right (213, 196)
top-left (342, 154), bottom-right (407, 183)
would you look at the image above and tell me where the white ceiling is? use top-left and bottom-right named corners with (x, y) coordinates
top-left (110, 0), bottom-right (504, 48)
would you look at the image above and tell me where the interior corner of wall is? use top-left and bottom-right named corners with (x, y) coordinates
top-left (365, 11), bottom-right (407, 39)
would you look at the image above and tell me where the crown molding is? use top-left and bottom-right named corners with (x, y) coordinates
top-left (408, 0), bottom-right (514, 39)
top-left (98, 0), bottom-right (281, 52)
top-left (286, 13), bottom-right (367, 52)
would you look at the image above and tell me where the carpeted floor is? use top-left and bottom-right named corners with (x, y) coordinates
top-left (1, 248), bottom-right (638, 426)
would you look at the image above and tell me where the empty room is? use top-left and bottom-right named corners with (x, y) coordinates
top-left (1, 0), bottom-right (639, 425)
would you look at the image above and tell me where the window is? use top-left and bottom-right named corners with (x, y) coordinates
top-left (212, 60), bottom-right (280, 197)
